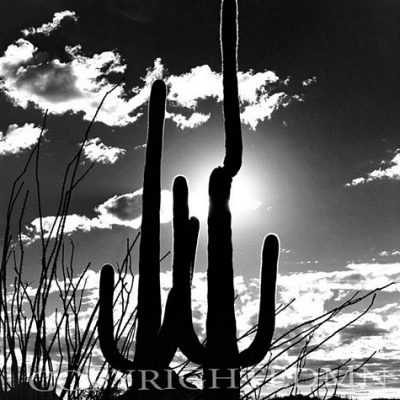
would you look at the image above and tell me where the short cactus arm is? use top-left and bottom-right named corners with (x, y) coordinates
top-left (176, 216), bottom-right (207, 364)
top-left (136, 79), bottom-right (166, 354)
top-left (239, 234), bottom-right (279, 367)
top-left (221, 0), bottom-right (242, 177)
top-left (98, 264), bottom-right (135, 373)
top-left (170, 176), bottom-right (195, 285)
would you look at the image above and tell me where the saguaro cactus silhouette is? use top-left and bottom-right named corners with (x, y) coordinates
top-left (176, 0), bottom-right (279, 399)
top-left (98, 0), bottom-right (278, 398)
top-left (98, 80), bottom-right (200, 397)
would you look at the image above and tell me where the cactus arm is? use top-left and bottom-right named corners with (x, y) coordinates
top-left (176, 216), bottom-right (207, 365)
top-left (162, 176), bottom-right (206, 364)
top-left (238, 234), bottom-right (279, 367)
top-left (154, 177), bottom-right (203, 366)
top-left (157, 216), bottom-right (206, 365)
top-left (135, 79), bottom-right (166, 361)
top-left (221, 0), bottom-right (242, 178)
top-left (98, 264), bottom-right (135, 373)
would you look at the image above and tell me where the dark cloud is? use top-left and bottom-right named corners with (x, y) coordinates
top-left (341, 322), bottom-right (389, 345)
top-left (342, 273), bottom-right (364, 283)
top-left (247, 312), bottom-right (258, 327)
top-left (15, 60), bottom-right (81, 101)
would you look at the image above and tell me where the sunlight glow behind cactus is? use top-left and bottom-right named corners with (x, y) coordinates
top-left (190, 172), bottom-right (263, 221)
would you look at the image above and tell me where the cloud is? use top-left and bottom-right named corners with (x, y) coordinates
top-left (167, 65), bottom-right (222, 108)
top-left (167, 111), bottom-right (211, 129)
top-left (277, 263), bottom-right (400, 328)
top-left (0, 38), bottom-right (164, 126)
top-left (21, 11), bottom-right (78, 37)
top-left (0, 123), bottom-right (44, 155)
top-left (379, 250), bottom-right (400, 257)
top-left (302, 76), bottom-right (317, 87)
top-left (166, 66), bottom-right (294, 130)
top-left (23, 214), bottom-right (111, 245)
top-left (95, 188), bottom-right (173, 228)
top-left (1, 11), bottom-right (305, 129)
top-left (341, 322), bottom-right (389, 345)
top-left (82, 137), bottom-right (126, 164)
top-left (346, 151), bottom-right (400, 186)
top-left (240, 91), bottom-right (287, 130)
top-left (22, 188), bottom-right (172, 244)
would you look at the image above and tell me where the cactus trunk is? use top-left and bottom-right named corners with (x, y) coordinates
top-left (204, 168), bottom-right (240, 400)
top-left (134, 79), bottom-right (165, 368)
top-left (175, 1), bottom-right (279, 399)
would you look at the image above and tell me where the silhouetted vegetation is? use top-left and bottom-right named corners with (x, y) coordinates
top-left (0, 0), bottom-right (394, 399)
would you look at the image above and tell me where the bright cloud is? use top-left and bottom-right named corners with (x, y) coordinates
top-left (0, 123), bottom-right (44, 155)
top-left (167, 111), bottom-right (211, 129)
top-left (346, 151), bottom-right (400, 187)
top-left (22, 11), bottom-right (78, 37)
top-left (1, 12), bottom-right (306, 130)
top-left (277, 263), bottom-right (400, 326)
top-left (379, 250), bottom-right (400, 257)
top-left (166, 66), bottom-right (294, 130)
top-left (240, 92), bottom-right (287, 130)
top-left (82, 137), bottom-right (126, 164)
top-left (23, 214), bottom-right (111, 245)
top-left (167, 65), bottom-right (222, 108)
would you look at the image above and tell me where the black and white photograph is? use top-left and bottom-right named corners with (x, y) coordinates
top-left (0, 1), bottom-right (399, 399)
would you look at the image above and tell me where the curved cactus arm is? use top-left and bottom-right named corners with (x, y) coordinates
top-left (98, 264), bottom-right (136, 373)
top-left (221, 0), bottom-right (242, 178)
top-left (238, 234), bottom-right (279, 367)
top-left (136, 79), bottom-right (166, 356)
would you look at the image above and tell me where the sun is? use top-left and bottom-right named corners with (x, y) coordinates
top-left (189, 170), bottom-right (262, 221)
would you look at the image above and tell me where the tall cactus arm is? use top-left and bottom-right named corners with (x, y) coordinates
top-left (136, 79), bottom-right (166, 355)
top-left (98, 264), bottom-right (136, 373)
top-left (238, 234), bottom-right (279, 367)
top-left (169, 176), bottom-right (206, 365)
top-left (221, 0), bottom-right (242, 178)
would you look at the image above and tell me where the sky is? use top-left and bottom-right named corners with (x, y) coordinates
top-left (0, 0), bottom-right (400, 398)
